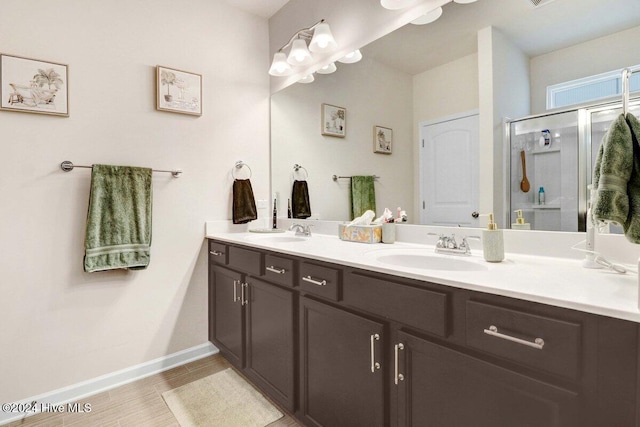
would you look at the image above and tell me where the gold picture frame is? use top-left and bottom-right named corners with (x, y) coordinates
top-left (321, 103), bottom-right (346, 137)
top-left (156, 65), bottom-right (202, 116)
top-left (0, 53), bottom-right (69, 117)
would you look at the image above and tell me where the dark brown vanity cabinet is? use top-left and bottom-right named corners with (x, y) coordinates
top-left (208, 241), bottom-right (295, 411)
top-left (300, 297), bottom-right (386, 427)
top-left (395, 330), bottom-right (580, 427)
top-left (208, 240), bottom-right (639, 427)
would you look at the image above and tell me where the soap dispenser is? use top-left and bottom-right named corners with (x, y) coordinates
top-left (482, 213), bottom-right (504, 263)
top-left (511, 209), bottom-right (531, 230)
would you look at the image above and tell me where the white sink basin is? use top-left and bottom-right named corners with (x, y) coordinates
top-left (244, 235), bottom-right (307, 244)
top-left (370, 249), bottom-right (489, 271)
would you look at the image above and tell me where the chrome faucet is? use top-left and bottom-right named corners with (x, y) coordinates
top-left (289, 223), bottom-right (312, 236)
top-left (428, 233), bottom-right (479, 256)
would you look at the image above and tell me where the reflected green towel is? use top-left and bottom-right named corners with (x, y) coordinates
top-left (350, 176), bottom-right (376, 220)
top-left (623, 114), bottom-right (640, 244)
top-left (84, 165), bottom-right (152, 272)
top-left (592, 114), bottom-right (633, 226)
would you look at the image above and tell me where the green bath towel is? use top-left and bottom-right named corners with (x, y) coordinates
top-left (350, 176), bottom-right (376, 220)
top-left (623, 114), bottom-right (640, 244)
top-left (84, 165), bottom-right (153, 272)
top-left (592, 114), bottom-right (633, 227)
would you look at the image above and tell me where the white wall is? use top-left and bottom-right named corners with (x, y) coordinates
top-left (478, 27), bottom-right (530, 226)
top-left (413, 53), bottom-right (479, 124)
top-left (271, 57), bottom-right (414, 221)
top-left (0, 0), bottom-right (269, 403)
top-left (530, 25), bottom-right (640, 114)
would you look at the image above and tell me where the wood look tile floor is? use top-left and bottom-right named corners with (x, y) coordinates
top-left (7, 354), bottom-right (301, 427)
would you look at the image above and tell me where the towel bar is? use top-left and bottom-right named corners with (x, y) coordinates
top-left (332, 174), bottom-right (380, 181)
top-left (60, 161), bottom-right (182, 178)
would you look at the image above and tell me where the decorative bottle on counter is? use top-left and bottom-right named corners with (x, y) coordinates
top-left (538, 187), bottom-right (545, 205)
top-left (482, 213), bottom-right (504, 263)
top-left (511, 209), bottom-right (531, 230)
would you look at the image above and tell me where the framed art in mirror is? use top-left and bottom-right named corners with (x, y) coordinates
top-left (0, 53), bottom-right (69, 117)
top-left (156, 65), bottom-right (202, 116)
top-left (321, 103), bottom-right (346, 137)
top-left (374, 125), bottom-right (392, 154)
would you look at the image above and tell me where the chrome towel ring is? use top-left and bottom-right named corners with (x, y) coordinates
top-left (293, 164), bottom-right (309, 179)
top-left (232, 161), bottom-right (252, 179)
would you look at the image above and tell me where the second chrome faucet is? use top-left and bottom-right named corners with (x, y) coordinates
top-left (428, 233), bottom-right (480, 256)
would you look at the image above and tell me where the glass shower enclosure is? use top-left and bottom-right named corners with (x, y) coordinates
top-left (507, 99), bottom-right (640, 232)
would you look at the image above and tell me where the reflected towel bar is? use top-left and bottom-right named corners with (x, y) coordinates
top-left (60, 161), bottom-right (183, 178)
top-left (332, 174), bottom-right (380, 181)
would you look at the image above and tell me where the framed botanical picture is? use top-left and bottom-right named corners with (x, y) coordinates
top-left (321, 103), bottom-right (346, 137)
top-left (156, 66), bottom-right (202, 116)
top-left (374, 125), bottom-right (392, 154)
top-left (0, 54), bottom-right (69, 116)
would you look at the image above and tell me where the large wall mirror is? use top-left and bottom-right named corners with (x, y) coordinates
top-left (271, 0), bottom-right (640, 231)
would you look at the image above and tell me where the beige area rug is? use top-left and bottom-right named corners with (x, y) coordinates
top-left (162, 368), bottom-right (284, 427)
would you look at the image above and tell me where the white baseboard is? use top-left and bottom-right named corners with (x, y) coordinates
top-left (0, 342), bottom-right (219, 426)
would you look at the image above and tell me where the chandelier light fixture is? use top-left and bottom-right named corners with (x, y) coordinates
top-left (269, 19), bottom-right (338, 77)
top-left (338, 49), bottom-right (363, 64)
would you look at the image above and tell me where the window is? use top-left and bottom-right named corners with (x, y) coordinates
top-left (547, 66), bottom-right (640, 110)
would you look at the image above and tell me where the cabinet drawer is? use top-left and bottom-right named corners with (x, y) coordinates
top-left (299, 262), bottom-right (341, 301)
top-left (466, 300), bottom-right (581, 380)
top-left (263, 254), bottom-right (296, 288)
top-left (344, 272), bottom-right (448, 337)
top-left (228, 246), bottom-right (263, 276)
top-left (208, 241), bottom-right (228, 265)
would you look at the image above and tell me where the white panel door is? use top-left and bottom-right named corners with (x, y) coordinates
top-left (420, 114), bottom-right (479, 226)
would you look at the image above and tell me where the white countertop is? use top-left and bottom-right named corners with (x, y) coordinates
top-left (206, 223), bottom-right (640, 323)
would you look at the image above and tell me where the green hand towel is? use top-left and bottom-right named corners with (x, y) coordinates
top-left (84, 165), bottom-right (153, 272)
top-left (592, 114), bottom-right (633, 226)
top-left (350, 176), bottom-right (376, 220)
top-left (623, 114), bottom-right (640, 244)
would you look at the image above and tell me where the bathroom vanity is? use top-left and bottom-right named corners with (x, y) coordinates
top-left (207, 231), bottom-right (639, 427)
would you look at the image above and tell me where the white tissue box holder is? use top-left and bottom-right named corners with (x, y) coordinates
top-left (339, 224), bottom-right (382, 244)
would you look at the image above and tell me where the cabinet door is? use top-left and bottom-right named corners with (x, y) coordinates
top-left (300, 297), bottom-right (385, 427)
top-left (245, 278), bottom-right (295, 411)
top-left (395, 331), bottom-right (580, 427)
top-left (210, 266), bottom-right (244, 368)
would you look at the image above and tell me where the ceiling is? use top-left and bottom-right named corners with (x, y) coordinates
top-left (362, 0), bottom-right (640, 75)
top-left (223, 0), bottom-right (290, 18)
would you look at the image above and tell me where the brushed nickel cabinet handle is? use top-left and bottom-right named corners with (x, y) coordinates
top-left (241, 283), bottom-right (248, 306)
top-left (483, 325), bottom-right (545, 350)
top-left (266, 266), bottom-right (286, 274)
top-left (233, 280), bottom-right (239, 303)
top-left (302, 275), bottom-right (327, 286)
top-left (370, 334), bottom-right (381, 373)
top-left (394, 343), bottom-right (405, 385)
top-left (210, 250), bottom-right (224, 256)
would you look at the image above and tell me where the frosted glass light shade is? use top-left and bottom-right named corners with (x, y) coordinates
top-left (269, 52), bottom-right (291, 76)
top-left (410, 7), bottom-right (443, 25)
top-left (338, 49), bottom-right (363, 64)
top-left (298, 74), bottom-right (315, 84)
top-left (287, 39), bottom-right (313, 65)
top-left (316, 62), bottom-right (337, 74)
top-left (309, 23), bottom-right (337, 53)
top-left (380, 0), bottom-right (414, 10)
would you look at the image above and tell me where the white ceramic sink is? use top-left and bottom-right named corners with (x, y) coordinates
top-left (244, 235), bottom-right (307, 244)
top-left (370, 249), bottom-right (489, 271)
